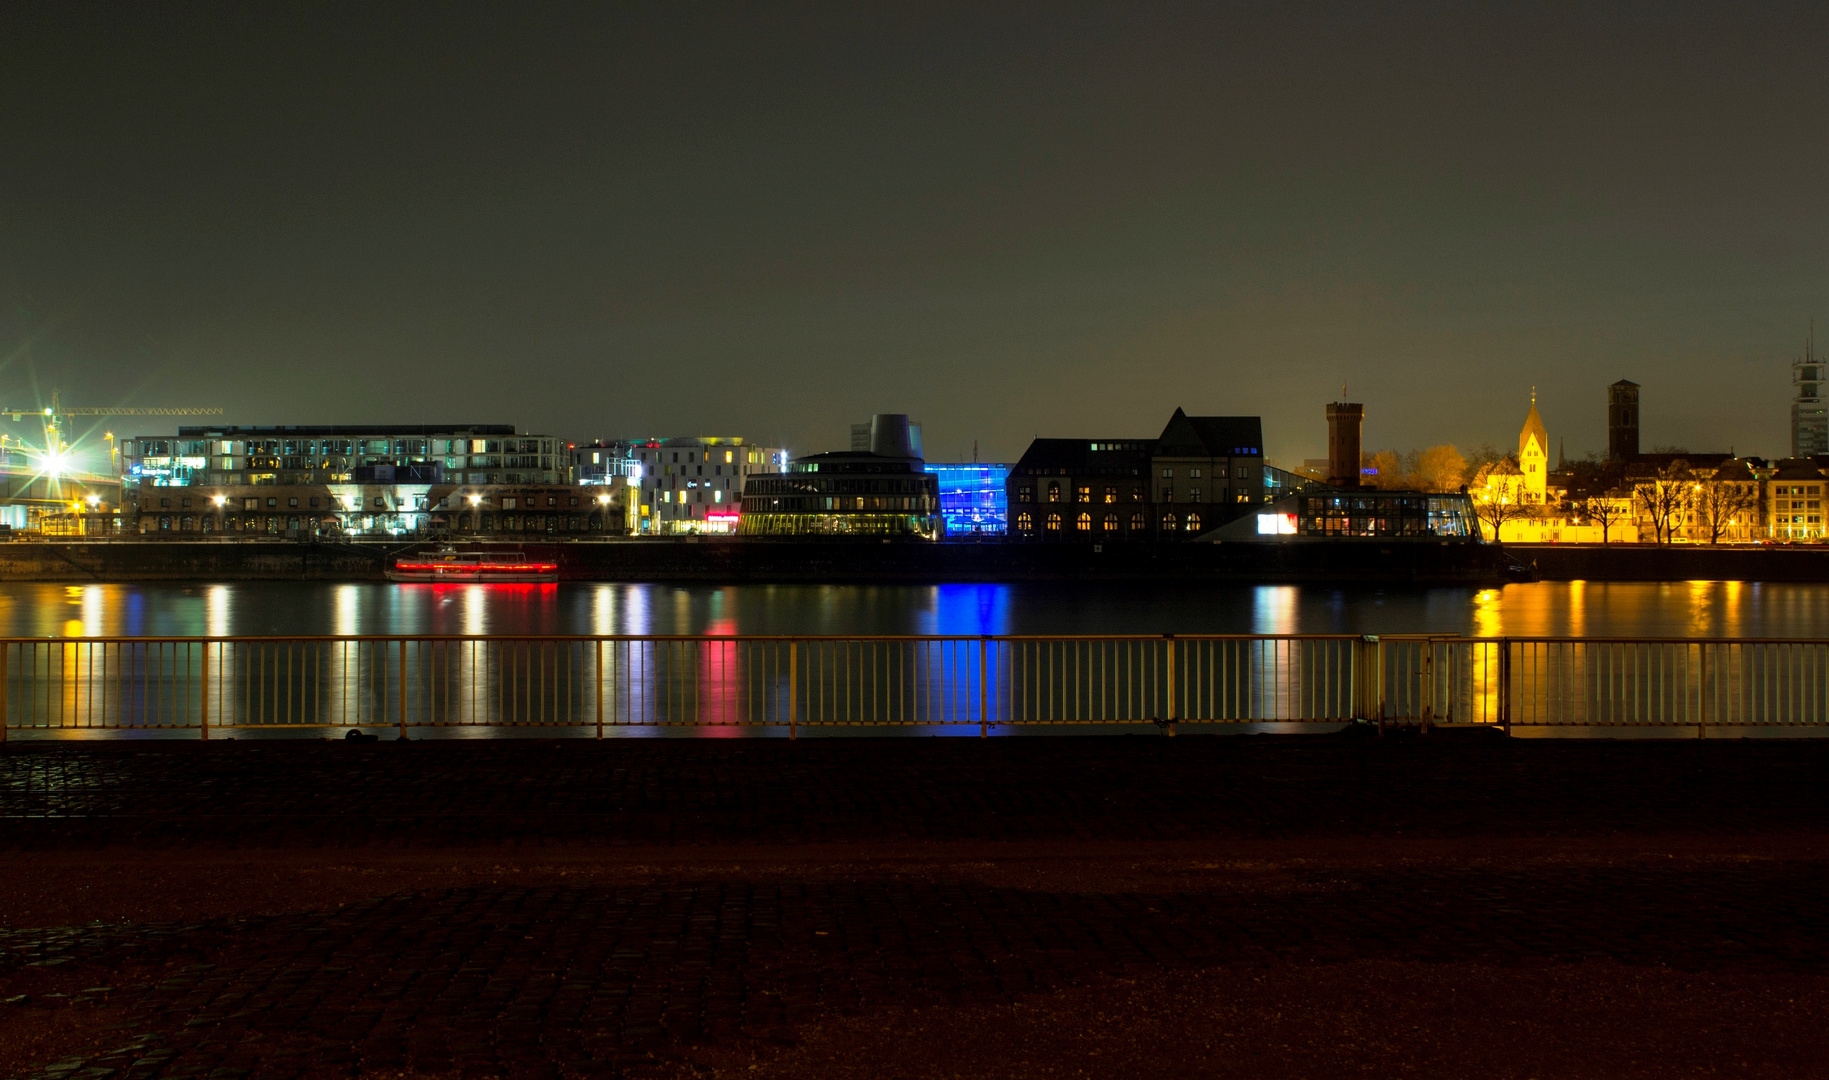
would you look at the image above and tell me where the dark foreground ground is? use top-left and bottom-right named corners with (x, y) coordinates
top-left (3, 734), bottom-right (1829, 1078)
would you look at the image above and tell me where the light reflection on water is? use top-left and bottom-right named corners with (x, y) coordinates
top-left (0, 580), bottom-right (1826, 640)
top-left (5, 580), bottom-right (1829, 742)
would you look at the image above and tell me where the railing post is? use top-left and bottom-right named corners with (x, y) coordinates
top-left (397, 638), bottom-right (408, 740)
top-left (1498, 637), bottom-right (1511, 735)
top-left (979, 636), bottom-right (989, 738)
top-left (1698, 642), bottom-right (1708, 740)
top-left (1, 640), bottom-right (9, 743)
top-left (1164, 634), bottom-right (1176, 734)
top-left (788, 640), bottom-right (798, 740)
top-left (1422, 639), bottom-right (1434, 732)
top-left (596, 639), bottom-right (604, 739)
top-left (199, 640), bottom-right (210, 739)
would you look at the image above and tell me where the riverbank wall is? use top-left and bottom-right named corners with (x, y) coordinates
top-left (0, 538), bottom-right (1520, 585)
top-left (1511, 543), bottom-right (1829, 582)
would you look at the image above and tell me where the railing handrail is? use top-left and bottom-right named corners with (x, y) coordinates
top-left (11, 632), bottom-right (1829, 646)
top-left (0, 632), bottom-right (1460, 645)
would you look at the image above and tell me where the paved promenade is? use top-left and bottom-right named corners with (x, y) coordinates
top-left (3, 735), bottom-right (1828, 1078)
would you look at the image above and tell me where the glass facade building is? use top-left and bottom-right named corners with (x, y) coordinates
top-left (123, 425), bottom-right (564, 487)
top-left (740, 452), bottom-right (942, 538)
top-left (1219, 490), bottom-right (1483, 542)
top-left (924, 463), bottom-right (1010, 536)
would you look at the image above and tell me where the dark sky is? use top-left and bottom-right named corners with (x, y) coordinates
top-left (4, 2), bottom-right (1828, 465)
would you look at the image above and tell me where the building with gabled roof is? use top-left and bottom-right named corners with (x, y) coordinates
top-left (1003, 408), bottom-right (1272, 541)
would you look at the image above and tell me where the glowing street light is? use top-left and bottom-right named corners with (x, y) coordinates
top-left (212, 495), bottom-right (227, 507)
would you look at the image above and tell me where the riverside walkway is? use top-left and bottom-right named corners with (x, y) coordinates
top-left (2, 736), bottom-right (1828, 1078)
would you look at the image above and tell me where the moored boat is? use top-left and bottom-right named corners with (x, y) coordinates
top-left (387, 548), bottom-right (559, 583)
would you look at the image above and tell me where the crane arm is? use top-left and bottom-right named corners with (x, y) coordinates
top-left (0, 407), bottom-right (224, 419)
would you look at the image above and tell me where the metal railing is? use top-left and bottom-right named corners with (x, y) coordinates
top-left (0, 634), bottom-right (1824, 738)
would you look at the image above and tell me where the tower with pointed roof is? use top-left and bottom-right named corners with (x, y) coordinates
top-left (1518, 389), bottom-right (1549, 503)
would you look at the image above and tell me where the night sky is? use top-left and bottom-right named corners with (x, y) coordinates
top-left (4, 3), bottom-right (1827, 466)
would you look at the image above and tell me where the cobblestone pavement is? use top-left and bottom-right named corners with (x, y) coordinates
top-left (2, 738), bottom-right (1827, 1077)
top-left (6, 864), bottom-right (1829, 1078)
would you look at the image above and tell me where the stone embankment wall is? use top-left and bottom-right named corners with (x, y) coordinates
top-left (1510, 543), bottom-right (1829, 582)
top-left (0, 538), bottom-right (1518, 585)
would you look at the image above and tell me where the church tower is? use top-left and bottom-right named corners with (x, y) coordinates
top-left (1518, 389), bottom-right (1549, 504)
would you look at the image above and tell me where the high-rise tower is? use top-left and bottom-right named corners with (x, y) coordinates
top-left (1607, 380), bottom-right (1639, 461)
top-left (1792, 328), bottom-right (1827, 458)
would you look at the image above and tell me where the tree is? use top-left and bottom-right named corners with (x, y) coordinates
top-left (1409, 445), bottom-right (1469, 493)
top-left (1634, 460), bottom-right (1693, 544)
top-left (1362, 449), bottom-right (1405, 489)
top-left (1692, 474), bottom-right (1758, 544)
top-left (1580, 495), bottom-right (1629, 544)
top-left (1473, 469), bottom-right (1528, 542)
top-left (1463, 443), bottom-right (1507, 480)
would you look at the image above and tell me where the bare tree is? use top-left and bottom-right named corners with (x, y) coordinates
top-left (1410, 444), bottom-right (1469, 493)
top-left (1580, 495), bottom-right (1629, 544)
top-left (1473, 470), bottom-right (1528, 542)
top-left (1634, 460), bottom-right (1693, 544)
top-left (1692, 476), bottom-right (1758, 544)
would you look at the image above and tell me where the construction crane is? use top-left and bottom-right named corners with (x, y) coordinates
top-left (0, 389), bottom-right (224, 467)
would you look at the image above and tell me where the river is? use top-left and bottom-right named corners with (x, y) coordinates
top-left (3, 580), bottom-right (1829, 640)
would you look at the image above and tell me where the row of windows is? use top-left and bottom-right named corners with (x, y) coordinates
top-left (748, 479), bottom-right (934, 495)
top-left (634, 448), bottom-right (780, 466)
top-left (1013, 511), bottom-right (1205, 533)
top-left (745, 496), bottom-right (937, 512)
top-left (143, 492), bottom-right (588, 512)
top-left (134, 438), bottom-right (553, 457)
top-left (148, 512), bottom-right (610, 534)
top-left (1016, 484), bottom-right (1143, 503)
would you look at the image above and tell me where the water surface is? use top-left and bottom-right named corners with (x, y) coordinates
top-left (3, 580), bottom-right (1827, 640)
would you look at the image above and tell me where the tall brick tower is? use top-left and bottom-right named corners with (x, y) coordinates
top-left (1607, 380), bottom-right (1639, 462)
top-left (1325, 400), bottom-right (1363, 489)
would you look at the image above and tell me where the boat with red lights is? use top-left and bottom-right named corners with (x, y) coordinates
top-left (386, 548), bottom-right (559, 583)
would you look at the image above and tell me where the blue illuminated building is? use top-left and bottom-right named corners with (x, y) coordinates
top-left (924, 463), bottom-right (1011, 536)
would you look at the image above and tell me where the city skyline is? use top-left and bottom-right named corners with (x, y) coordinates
top-left (5, 4), bottom-right (1829, 464)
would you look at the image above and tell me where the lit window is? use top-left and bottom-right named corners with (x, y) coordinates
top-left (1186, 513), bottom-right (1201, 532)
top-left (1045, 513), bottom-right (1061, 532)
top-left (1016, 512), bottom-right (1032, 532)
